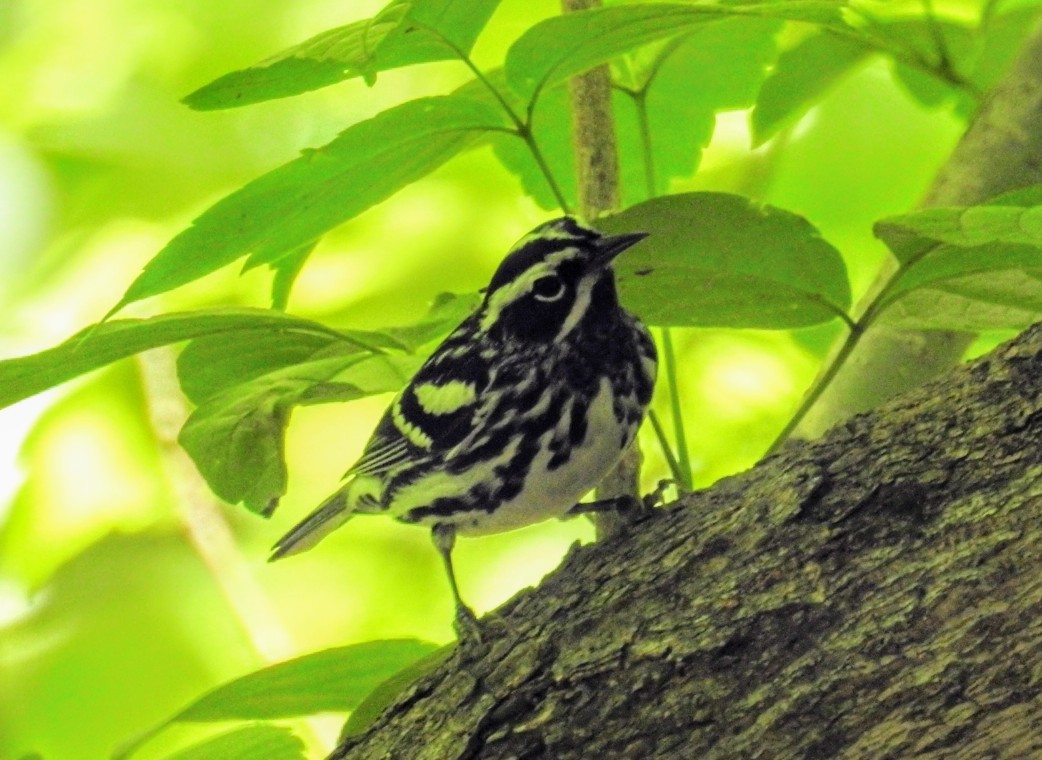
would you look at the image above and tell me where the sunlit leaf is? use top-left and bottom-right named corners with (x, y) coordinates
top-left (377, 291), bottom-right (480, 352)
top-left (176, 326), bottom-right (401, 406)
top-left (267, 242), bottom-right (317, 311)
top-left (160, 725), bottom-right (305, 760)
top-left (505, 2), bottom-right (846, 104)
top-left (879, 205), bottom-right (1042, 253)
top-left (179, 352), bottom-right (418, 513)
top-left (340, 644), bottom-right (454, 739)
top-left (751, 32), bottom-right (868, 145)
top-left (871, 187), bottom-right (1042, 328)
top-left (619, 17), bottom-right (781, 196)
top-left (184, 0), bottom-right (503, 109)
top-left (875, 272), bottom-right (1042, 331)
top-left (183, 6), bottom-right (408, 110)
top-left (874, 204), bottom-right (1042, 318)
top-left (175, 640), bottom-right (440, 720)
top-left (109, 96), bottom-right (506, 315)
top-left (601, 192), bottom-right (851, 328)
top-left (0, 310), bottom-right (354, 411)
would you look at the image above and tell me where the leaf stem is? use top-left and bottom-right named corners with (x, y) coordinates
top-left (823, 23), bottom-right (977, 97)
top-left (920, 0), bottom-right (956, 81)
top-left (441, 31), bottom-right (572, 213)
top-left (661, 328), bottom-right (693, 490)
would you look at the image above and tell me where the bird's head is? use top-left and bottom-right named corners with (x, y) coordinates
top-left (479, 217), bottom-right (647, 343)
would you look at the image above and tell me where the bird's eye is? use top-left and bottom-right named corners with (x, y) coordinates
top-left (531, 275), bottom-right (566, 302)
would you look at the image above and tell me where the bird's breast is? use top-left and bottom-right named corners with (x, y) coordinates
top-left (454, 376), bottom-right (636, 535)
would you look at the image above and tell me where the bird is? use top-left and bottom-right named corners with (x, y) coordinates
top-left (270, 216), bottom-right (657, 637)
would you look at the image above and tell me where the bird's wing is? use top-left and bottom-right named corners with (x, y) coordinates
top-left (348, 325), bottom-right (494, 479)
top-left (346, 413), bottom-right (419, 479)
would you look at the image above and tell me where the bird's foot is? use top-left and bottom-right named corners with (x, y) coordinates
top-left (453, 602), bottom-right (486, 643)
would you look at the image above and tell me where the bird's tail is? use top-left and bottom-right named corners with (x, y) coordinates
top-left (269, 488), bottom-right (353, 560)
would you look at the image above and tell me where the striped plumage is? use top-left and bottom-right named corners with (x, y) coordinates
top-left (271, 217), bottom-right (656, 634)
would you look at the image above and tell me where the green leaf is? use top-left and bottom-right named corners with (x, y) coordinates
top-left (179, 352), bottom-right (418, 513)
top-left (110, 96), bottom-right (506, 314)
top-left (340, 644), bottom-right (454, 739)
top-left (176, 330), bottom-right (352, 406)
top-left (619, 17), bottom-right (781, 197)
top-left (871, 187), bottom-right (1042, 329)
top-left (175, 640), bottom-right (440, 721)
top-left (879, 17), bottom-right (974, 109)
top-left (751, 32), bottom-right (869, 145)
top-left (622, 16), bottom-right (781, 110)
top-left (267, 242), bottom-right (316, 311)
top-left (477, 17), bottom-right (780, 210)
top-left (601, 192), bottom-right (851, 328)
top-left (174, 293), bottom-right (473, 512)
top-left (505, 2), bottom-right (845, 105)
top-left (0, 309), bottom-right (351, 411)
top-left (878, 206), bottom-right (1042, 254)
top-left (877, 186), bottom-right (1042, 266)
top-left (488, 81), bottom-right (577, 210)
top-left (377, 291), bottom-right (480, 352)
top-left (875, 272), bottom-right (1042, 331)
top-left (183, 0), bottom-right (503, 110)
top-left (873, 203), bottom-right (1042, 324)
top-left (160, 725), bottom-right (305, 760)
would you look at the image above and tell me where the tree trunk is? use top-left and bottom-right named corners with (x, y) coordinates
top-left (331, 319), bottom-right (1042, 759)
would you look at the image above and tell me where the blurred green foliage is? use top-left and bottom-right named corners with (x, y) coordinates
top-left (1, 0), bottom-right (1038, 757)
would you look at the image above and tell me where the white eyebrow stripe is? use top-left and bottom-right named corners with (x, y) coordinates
top-left (554, 273), bottom-right (596, 342)
top-left (480, 247), bottom-right (582, 330)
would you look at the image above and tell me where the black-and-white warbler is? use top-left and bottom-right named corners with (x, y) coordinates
top-left (271, 217), bottom-right (657, 634)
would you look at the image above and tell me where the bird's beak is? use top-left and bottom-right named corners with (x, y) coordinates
top-left (595, 231), bottom-right (649, 265)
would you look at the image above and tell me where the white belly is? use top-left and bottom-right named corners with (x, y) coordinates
top-left (457, 377), bottom-right (632, 535)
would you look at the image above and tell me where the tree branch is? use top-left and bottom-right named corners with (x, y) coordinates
top-left (330, 312), bottom-right (1042, 759)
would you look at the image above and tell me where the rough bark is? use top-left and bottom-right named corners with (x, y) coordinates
top-left (793, 15), bottom-right (1042, 439)
top-left (331, 319), bottom-right (1042, 760)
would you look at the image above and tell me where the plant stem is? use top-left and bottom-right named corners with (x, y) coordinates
top-left (517, 123), bottom-right (573, 212)
top-left (764, 321), bottom-right (864, 457)
top-left (450, 37), bottom-right (572, 212)
top-left (634, 89), bottom-right (657, 199)
top-left (660, 328), bottom-right (694, 490)
top-left (648, 408), bottom-right (686, 486)
top-left (766, 259), bottom-right (920, 456)
top-left (135, 346), bottom-right (328, 755)
top-left (920, 0), bottom-right (956, 79)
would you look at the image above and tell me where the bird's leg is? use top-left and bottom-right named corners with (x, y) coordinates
top-left (565, 479), bottom-right (673, 518)
top-left (566, 495), bottom-right (639, 516)
top-left (431, 523), bottom-right (482, 642)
